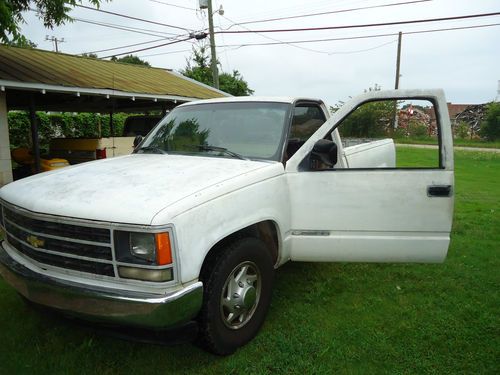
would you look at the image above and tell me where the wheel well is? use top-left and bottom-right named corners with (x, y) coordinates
top-left (199, 221), bottom-right (280, 279)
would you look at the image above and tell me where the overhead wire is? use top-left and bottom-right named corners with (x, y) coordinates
top-left (100, 36), bottom-right (194, 59)
top-left (217, 23), bottom-right (500, 48)
top-left (225, 0), bottom-right (433, 29)
top-left (83, 37), bottom-right (171, 55)
top-left (216, 12), bottom-right (500, 34)
top-left (73, 17), bottom-right (185, 38)
top-left (148, 0), bottom-right (197, 11)
top-left (75, 4), bottom-right (195, 32)
top-left (138, 48), bottom-right (194, 58)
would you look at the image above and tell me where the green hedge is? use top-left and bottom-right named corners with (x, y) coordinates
top-left (8, 112), bottom-right (128, 149)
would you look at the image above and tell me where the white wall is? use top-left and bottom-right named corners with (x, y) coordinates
top-left (0, 92), bottom-right (13, 186)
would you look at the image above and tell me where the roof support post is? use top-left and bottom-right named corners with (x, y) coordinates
top-left (29, 95), bottom-right (41, 174)
top-left (0, 91), bottom-right (13, 186)
top-left (109, 108), bottom-right (114, 136)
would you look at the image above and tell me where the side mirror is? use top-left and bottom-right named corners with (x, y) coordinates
top-left (311, 139), bottom-right (338, 168)
top-left (133, 135), bottom-right (143, 148)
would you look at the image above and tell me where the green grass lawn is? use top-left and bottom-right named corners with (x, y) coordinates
top-left (0, 149), bottom-right (498, 374)
top-left (395, 137), bottom-right (500, 149)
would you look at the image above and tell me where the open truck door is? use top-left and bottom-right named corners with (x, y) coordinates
top-left (285, 89), bottom-right (454, 263)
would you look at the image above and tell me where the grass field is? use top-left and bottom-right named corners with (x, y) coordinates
top-left (0, 149), bottom-right (498, 374)
top-left (395, 137), bottom-right (500, 149)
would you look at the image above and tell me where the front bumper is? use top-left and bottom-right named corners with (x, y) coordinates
top-left (0, 240), bottom-right (203, 329)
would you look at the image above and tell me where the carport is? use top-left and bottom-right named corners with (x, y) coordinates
top-left (0, 45), bottom-right (228, 187)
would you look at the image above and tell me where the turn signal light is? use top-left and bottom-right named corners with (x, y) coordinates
top-left (155, 232), bottom-right (172, 265)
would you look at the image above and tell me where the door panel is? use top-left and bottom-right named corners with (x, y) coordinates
top-left (288, 169), bottom-right (453, 262)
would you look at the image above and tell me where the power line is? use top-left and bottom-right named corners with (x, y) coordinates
top-left (216, 12), bottom-right (500, 35)
top-left (149, 0), bottom-right (197, 11)
top-left (83, 37), bottom-right (170, 55)
top-left (138, 48), bottom-right (193, 58)
top-left (217, 22), bottom-right (500, 48)
top-left (100, 36), bottom-right (194, 59)
top-left (325, 40), bottom-right (397, 56)
top-left (225, 0), bottom-right (432, 29)
top-left (75, 4), bottom-right (194, 32)
top-left (99, 18), bottom-right (500, 58)
top-left (73, 17), bottom-right (184, 38)
top-left (220, 14), bottom-right (331, 55)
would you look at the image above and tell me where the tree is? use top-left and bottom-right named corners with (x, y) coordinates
top-left (81, 52), bottom-right (98, 58)
top-left (7, 35), bottom-right (37, 48)
top-left (480, 102), bottom-right (500, 141)
top-left (111, 54), bottom-right (150, 67)
top-left (0, 0), bottom-right (107, 45)
top-left (339, 100), bottom-right (394, 138)
top-left (181, 46), bottom-right (254, 96)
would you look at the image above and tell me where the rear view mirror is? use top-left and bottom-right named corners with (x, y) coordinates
top-left (133, 135), bottom-right (143, 148)
top-left (311, 139), bottom-right (338, 168)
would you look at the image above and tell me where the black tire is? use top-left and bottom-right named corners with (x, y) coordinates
top-left (197, 237), bottom-right (274, 355)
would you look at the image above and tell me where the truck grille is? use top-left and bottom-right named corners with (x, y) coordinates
top-left (1, 204), bottom-right (115, 277)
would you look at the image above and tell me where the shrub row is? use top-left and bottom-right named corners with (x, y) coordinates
top-left (8, 112), bottom-right (128, 150)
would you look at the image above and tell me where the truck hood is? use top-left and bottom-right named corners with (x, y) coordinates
top-left (0, 154), bottom-right (281, 225)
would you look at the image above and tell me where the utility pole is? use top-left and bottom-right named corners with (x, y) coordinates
top-left (45, 35), bottom-right (65, 52)
top-left (207, 0), bottom-right (219, 89)
top-left (394, 31), bottom-right (402, 89)
top-left (390, 31), bottom-right (403, 135)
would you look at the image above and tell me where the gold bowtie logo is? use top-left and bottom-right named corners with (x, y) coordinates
top-left (27, 235), bottom-right (45, 248)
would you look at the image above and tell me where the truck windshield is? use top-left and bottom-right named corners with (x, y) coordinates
top-left (136, 102), bottom-right (290, 161)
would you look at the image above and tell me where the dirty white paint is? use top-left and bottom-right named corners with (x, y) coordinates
top-left (0, 154), bottom-right (278, 225)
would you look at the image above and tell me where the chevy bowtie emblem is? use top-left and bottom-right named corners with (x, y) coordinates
top-left (27, 235), bottom-right (44, 248)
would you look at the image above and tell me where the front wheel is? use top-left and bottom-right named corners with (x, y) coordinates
top-left (197, 237), bottom-right (274, 355)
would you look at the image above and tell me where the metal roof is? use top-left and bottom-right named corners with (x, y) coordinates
top-left (0, 45), bottom-right (227, 105)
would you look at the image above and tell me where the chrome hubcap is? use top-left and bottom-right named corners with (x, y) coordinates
top-left (220, 261), bottom-right (261, 330)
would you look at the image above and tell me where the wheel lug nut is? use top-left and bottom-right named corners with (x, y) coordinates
top-left (235, 305), bottom-right (241, 310)
top-left (238, 281), bottom-right (244, 287)
top-left (233, 293), bottom-right (239, 298)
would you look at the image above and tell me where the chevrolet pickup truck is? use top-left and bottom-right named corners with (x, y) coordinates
top-left (0, 89), bottom-right (454, 355)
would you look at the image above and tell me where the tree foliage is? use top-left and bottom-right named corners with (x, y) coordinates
top-left (81, 52), bottom-right (97, 58)
top-left (480, 102), bottom-right (500, 141)
top-left (339, 100), bottom-right (394, 138)
top-left (181, 46), bottom-right (254, 96)
top-left (6, 34), bottom-right (37, 48)
top-left (111, 54), bottom-right (151, 67)
top-left (0, 0), bottom-right (107, 44)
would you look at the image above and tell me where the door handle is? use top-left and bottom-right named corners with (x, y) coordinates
top-left (427, 185), bottom-right (452, 197)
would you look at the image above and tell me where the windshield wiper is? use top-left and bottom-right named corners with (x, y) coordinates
top-left (194, 145), bottom-right (248, 160)
top-left (136, 146), bottom-right (168, 154)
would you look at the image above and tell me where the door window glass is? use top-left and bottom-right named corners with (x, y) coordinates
top-left (330, 99), bottom-right (441, 169)
top-left (287, 104), bottom-right (326, 159)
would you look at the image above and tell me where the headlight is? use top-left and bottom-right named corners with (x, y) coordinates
top-left (130, 232), bottom-right (156, 262)
top-left (115, 230), bottom-right (173, 266)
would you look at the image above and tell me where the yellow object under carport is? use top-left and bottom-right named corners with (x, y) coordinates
top-left (11, 148), bottom-right (70, 172)
top-left (40, 158), bottom-right (70, 171)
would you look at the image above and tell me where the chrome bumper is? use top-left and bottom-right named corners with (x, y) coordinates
top-left (0, 241), bottom-right (203, 329)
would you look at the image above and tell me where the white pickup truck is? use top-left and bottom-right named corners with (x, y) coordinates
top-left (0, 89), bottom-right (454, 355)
